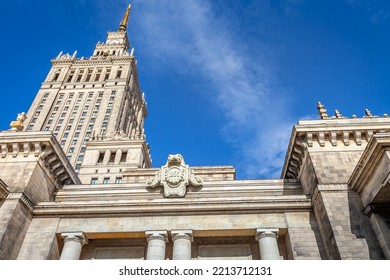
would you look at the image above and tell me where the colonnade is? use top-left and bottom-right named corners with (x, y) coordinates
top-left (59, 229), bottom-right (281, 260)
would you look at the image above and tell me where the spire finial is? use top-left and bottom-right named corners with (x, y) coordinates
top-left (118, 4), bottom-right (131, 31)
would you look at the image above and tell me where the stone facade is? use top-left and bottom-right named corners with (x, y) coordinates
top-left (0, 6), bottom-right (389, 260)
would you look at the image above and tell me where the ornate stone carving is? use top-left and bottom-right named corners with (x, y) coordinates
top-left (9, 112), bottom-right (27, 131)
top-left (147, 154), bottom-right (202, 197)
top-left (317, 101), bottom-right (328, 119)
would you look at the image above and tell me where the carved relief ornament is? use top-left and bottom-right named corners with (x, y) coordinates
top-left (147, 154), bottom-right (202, 197)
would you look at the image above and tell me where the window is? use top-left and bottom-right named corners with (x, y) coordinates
top-left (53, 107), bottom-right (58, 111)
top-left (76, 125), bottom-right (82, 130)
top-left (103, 178), bottom-right (110, 184)
top-left (111, 90), bottom-right (116, 96)
top-left (41, 99), bottom-right (46, 104)
top-left (88, 93), bottom-right (93, 98)
top-left (108, 103), bottom-right (113, 107)
top-left (84, 105), bottom-right (89, 111)
top-left (79, 118), bottom-right (85, 123)
top-left (94, 105), bottom-right (100, 110)
top-left (27, 125), bottom-right (33, 130)
top-left (35, 112), bottom-right (40, 116)
top-left (55, 126), bottom-right (60, 131)
top-left (97, 152), bottom-right (104, 163)
top-left (102, 122), bottom-right (107, 127)
top-left (44, 127), bottom-right (50, 131)
top-left (44, 92), bottom-right (49, 98)
top-left (50, 113), bottom-right (56, 118)
top-left (69, 119), bottom-right (74, 124)
top-left (116, 69), bottom-right (122, 79)
top-left (120, 152), bottom-right (127, 163)
top-left (64, 106), bottom-right (69, 111)
top-left (88, 125), bottom-right (94, 130)
top-left (31, 118), bottom-right (37, 123)
top-left (56, 101), bottom-right (61, 105)
top-left (71, 112), bottom-right (76, 117)
top-left (95, 68), bottom-right (102, 81)
top-left (58, 119), bottom-right (64, 124)
top-left (90, 118), bottom-right (96, 123)
top-left (91, 178), bottom-right (98, 185)
top-left (61, 113), bottom-right (66, 117)
top-left (80, 147), bottom-right (86, 153)
top-left (63, 133), bottom-right (69, 138)
top-left (47, 119), bottom-right (53, 124)
top-left (109, 96), bottom-right (115, 101)
top-left (67, 71), bottom-right (75, 82)
top-left (98, 92), bottom-right (103, 97)
top-left (92, 111), bottom-right (97, 116)
top-left (38, 105), bottom-right (43, 110)
top-left (69, 93), bottom-right (74, 98)
top-left (68, 147), bottom-right (74, 153)
top-left (73, 106), bottom-right (79, 111)
top-left (86, 132), bottom-right (91, 137)
top-left (59, 94), bottom-right (64, 99)
top-left (75, 164), bottom-right (81, 170)
top-left (83, 139), bottom-right (88, 145)
top-left (106, 109), bottom-right (111, 114)
top-left (66, 100), bottom-right (71, 105)
top-left (66, 126), bottom-right (72, 131)
top-left (74, 132), bottom-right (80, 138)
top-left (60, 140), bottom-right (66, 146)
top-left (104, 69), bottom-right (111, 80)
top-left (71, 140), bottom-right (77, 145)
top-left (78, 155), bottom-right (84, 162)
top-left (85, 69), bottom-right (92, 82)
top-left (115, 177), bottom-right (122, 184)
top-left (96, 99), bottom-right (101, 104)
top-left (67, 156), bottom-right (72, 161)
top-left (86, 100), bottom-right (91, 104)
top-left (109, 152), bottom-right (116, 163)
top-left (104, 115), bottom-right (109, 121)
top-left (78, 93), bottom-right (84, 98)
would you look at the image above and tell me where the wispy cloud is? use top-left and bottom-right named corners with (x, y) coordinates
top-left (124, 0), bottom-right (294, 178)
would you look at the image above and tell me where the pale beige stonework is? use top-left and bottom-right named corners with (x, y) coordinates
top-left (0, 6), bottom-right (389, 260)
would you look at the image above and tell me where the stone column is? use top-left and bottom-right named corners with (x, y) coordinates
top-left (145, 231), bottom-right (168, 260)
top-left (172, 230), bottom-right (193, 260)
top-left (256, 229), bottom-right (280, 260)
top-left (60, 232), bottom-right (88, 260)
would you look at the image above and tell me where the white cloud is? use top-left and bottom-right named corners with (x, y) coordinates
top-left (126, 0), bottom-right (294, 178)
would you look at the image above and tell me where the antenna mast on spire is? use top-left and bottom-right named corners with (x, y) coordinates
top-left (118, 4), bottom-right (131, 31)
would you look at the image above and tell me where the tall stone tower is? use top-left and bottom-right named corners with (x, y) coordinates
top-left (22, 5), bottom-right (151, 184)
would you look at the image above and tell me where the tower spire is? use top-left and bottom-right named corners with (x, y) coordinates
top-left (118, 4), bottom-right (131, 31)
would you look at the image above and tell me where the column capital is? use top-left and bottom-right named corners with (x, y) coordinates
top-left (145, 230), bottom-right (168, 243)
top-left (171, 230), bottom-right (194, 242)
top-left (61, 232), bottom-right (88, 246)
top-left (255, 228), bottom-right (279, 241)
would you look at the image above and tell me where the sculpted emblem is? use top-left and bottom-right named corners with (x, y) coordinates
top-left (147, 154), bottom-right (202, 197)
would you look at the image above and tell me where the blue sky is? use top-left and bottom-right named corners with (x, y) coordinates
top-left (1, 0), bottom-right (390, 179)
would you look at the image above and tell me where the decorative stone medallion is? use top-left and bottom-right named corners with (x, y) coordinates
top-left (147, 154), bottom-right (202, 197)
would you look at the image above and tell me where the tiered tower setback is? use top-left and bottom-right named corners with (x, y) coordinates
top-left (23, 5), bottom-right (151, 183)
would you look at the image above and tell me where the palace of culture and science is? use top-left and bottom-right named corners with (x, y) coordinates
top-left (0, 5), bottom-right (389, 260)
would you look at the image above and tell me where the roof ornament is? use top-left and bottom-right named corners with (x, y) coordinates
top-left (317, 101), bottom-right (329, 119)
top-left (147, 154), bottom-right (203, 198)
top-left (334, 109), bottom-right (346, 119)
top-left (9, 112), bottom-right (27, 131)
top-left (118, 4), bottom-right (131, 31)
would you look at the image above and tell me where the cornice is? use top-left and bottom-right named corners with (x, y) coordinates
top-left (281, 117), bottom-right (390, 179)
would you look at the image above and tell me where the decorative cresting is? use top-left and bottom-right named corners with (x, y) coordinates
top-left (9, 112), bottom-right (27, 131)
top-left (147, 154), bottom-right (202, 197)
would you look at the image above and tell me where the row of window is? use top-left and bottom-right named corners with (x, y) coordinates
top-left (52, 67), bottom-right (123, 83)
top-left (91, 177), bottom-right (122, 184)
